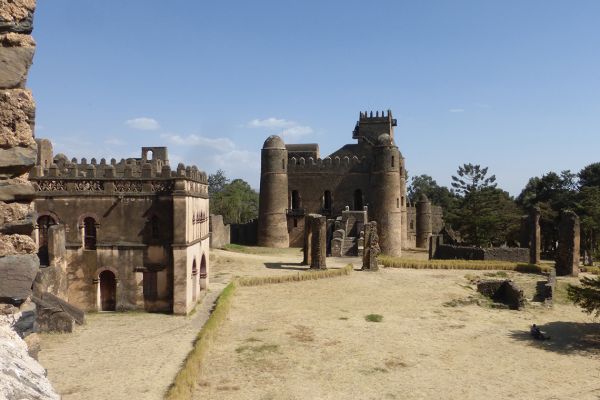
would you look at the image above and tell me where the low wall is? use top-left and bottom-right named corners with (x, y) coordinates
top-left (434, 244), bottom-right (529, 263)
top-left (209, 215), bottom-right (230, 249)
top-left (230, 220), bottom-right (258, 245)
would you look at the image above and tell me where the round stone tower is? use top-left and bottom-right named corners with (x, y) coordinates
top-left (370, 134), bottom-right (402, 256)
top-left (415, 193), bottom-right (432, 248)
top-left (258, 135), bottom-right (289, 247)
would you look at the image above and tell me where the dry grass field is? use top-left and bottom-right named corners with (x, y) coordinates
top-left (194, 262), bottom-right (600, 400)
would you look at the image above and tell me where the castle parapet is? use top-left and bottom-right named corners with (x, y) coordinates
top-left (288, 155), bottom-right (368, 173)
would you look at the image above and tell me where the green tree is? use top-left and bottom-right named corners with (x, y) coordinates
top-left (449, 164), bottom-right (519, 246)
top-left (579, 162), bottom-right (600, 188)
top-left (576, 186), bottom-right (600, 260)
top-left (210, 178), bottom-right (259, 225)
top-left (408, 175), bottom-right (455, 205)
top-left (567, 276), bottom-right (600, 317)
top-left (208, 169), bottom-right (229, 197)
top-left (451, 163), bottom-right (497, 196)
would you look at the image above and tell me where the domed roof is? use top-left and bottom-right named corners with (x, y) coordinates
top-left (263, 135), bottom-right (286, 149)
top-left (376, 133), bottom-right (393, 146)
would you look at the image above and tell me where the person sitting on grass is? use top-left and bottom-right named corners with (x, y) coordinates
top-left (530, 324), bottom-right (550, 340)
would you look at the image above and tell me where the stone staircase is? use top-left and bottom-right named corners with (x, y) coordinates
top-left (331, 208), bottom-right (368, 257)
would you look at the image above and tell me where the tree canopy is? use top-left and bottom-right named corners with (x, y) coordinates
top-left (208, 171), bottom-right (258, 225)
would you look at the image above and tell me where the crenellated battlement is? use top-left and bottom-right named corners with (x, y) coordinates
top-left (30, 148), bottom-right (208, 196)
top-left (353, 109), bottom-right (397, 142)
top-left (358, 110), bottom-right (394, 121)
top-left (288, 155), bottom-right (369, 173)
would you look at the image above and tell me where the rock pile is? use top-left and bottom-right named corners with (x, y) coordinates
top-left (0, 1), bottom-right (60, 397)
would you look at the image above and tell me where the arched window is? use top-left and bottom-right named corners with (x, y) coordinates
top-left (37, 215), bottom-right (56, 266)
top-left (291, 190), bottom-right (301, 210)
top-left (323, 190), bottom-right (332, 211)
top-left (282, 158), bottom-right (285, 170)
top-left (151, 215), bottom-right (160, 239)
top-left (392, 156), bottom-right (395, 168)
top-left (147, 150), bottom-right (153, 160)
top-left (353, 189), bottom-right (363, 211)
top-left (84, 217), bottom-right (97, 250)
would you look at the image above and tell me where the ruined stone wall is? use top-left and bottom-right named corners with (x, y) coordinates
top-left (556, 210), bottom-right (580, 276)
top-left (230, 219), bottom-right (258, 245)
top-left (209, 214), bottom-right (230, 249)
top-left (434, 244), bottom-right (529, 262)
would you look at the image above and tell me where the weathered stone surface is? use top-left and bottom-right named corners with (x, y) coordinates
top-left (0, 232), bottom-right (36, 256)
top-left (0, 253), bottom-right (39, 301)
top-left (34, 296), bottom-right (74, 333)
top-left (0, 88), bottom-right (35, 148)
top-left (0, 201), bottom-right (30, 224)
top-left (0, 178), bottom-right (35, 201)
top-left (362, 221), bottom-right (380, 271)
top-left (477, 279), bottom-right (525, 310)
top-left (0, 0), bottom-right (36, 34)
top-left (0, 144), bottom-right (36, 177)
top-left (0, 316), bottom-right (60, 400)
top-left (0, 214), bottom-right (34, 234)
top-left (303, 214), bottom-right (327, 269)
top-left (556, 210), bottom-right (580, 276)
top-left (0, 33), bottom-right (35, 89)
top-left (12, 298), bottom-right (35, 337)
top-left (23, 331), bottom-right (40, 359)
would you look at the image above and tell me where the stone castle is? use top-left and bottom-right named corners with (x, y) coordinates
top-left (257, 110), bottom-right (443, 256)
top-left (30, 141), bottom-right (209, 315)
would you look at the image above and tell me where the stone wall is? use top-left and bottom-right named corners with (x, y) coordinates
top-left (209, 214), bottom-right (230, 249)
top-left (0, 1), bottom-right (60, 397)
top-left (231, 219), bottom-right (258, 245)
top-left (433, 244), bottom-right (529, 263)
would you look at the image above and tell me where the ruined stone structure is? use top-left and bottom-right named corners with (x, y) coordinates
top-left (529, 207), bottom-right (541, 265)
top-left (0, 2), bottom-right (60, 397)
top-left (258, 111), bottom-right (442, 256)
top-left (30, 144), bottom-right (210, 315)
top-left (555, 210), bottom-right (580, 277)
top-left (331, 208), bottom-right (367, 257)
top-left (362, 221), bottom-right (380, 271)
top-left (303, 214), bottom-right (326, 269)
top-left (209, 214), bottom-right (230, 249)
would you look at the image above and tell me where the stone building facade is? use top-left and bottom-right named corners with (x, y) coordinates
top-left (30, 143), bottom-right (209, 315)
top-left (257, 111), bottom-right (441, 256)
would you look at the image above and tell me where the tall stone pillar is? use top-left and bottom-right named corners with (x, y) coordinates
top-left (415, 194), bottom-right (432, 249)
top-left (556, 210), bottom-right (580, 277)
top-left (257, 135), bottom-right (289, 248)
top-left (529, 206), bottom-right (541, 265)
top-left (303, 214), bottom-right (326, 269)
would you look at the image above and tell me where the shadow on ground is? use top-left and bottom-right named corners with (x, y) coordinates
top-left (509, 321), bottom-right (600, 355)
top-left (264, 262), bottom-right (308, 271)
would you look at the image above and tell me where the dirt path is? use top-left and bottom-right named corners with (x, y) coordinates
top-left (38, 282), bottom-right (227, 400)
top-left (195, 268), bottom-right (600, 400)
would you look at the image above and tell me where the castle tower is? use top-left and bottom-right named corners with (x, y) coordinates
top-left (415, 193), bottom-right (432, 248)
top-left (258, 135), bottom-right (289, 247)
top-left (370, 133), bottom-right (402, 256)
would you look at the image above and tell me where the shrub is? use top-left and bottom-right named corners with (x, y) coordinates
top-left (365, 314), bottom-right (383, 322)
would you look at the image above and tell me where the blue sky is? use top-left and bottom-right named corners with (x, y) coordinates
top-left (29, 1), bottom-right (600, 195)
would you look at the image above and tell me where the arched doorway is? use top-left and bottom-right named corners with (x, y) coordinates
top-left (291, 190), bottom-right (301, 210)
top-left (191, 259), bottom-right (198, 301)
top-left (200, 255), bottom-right (207, 279)
top-left (353, 189), bottom-right (363, 211)
top-left (99, 270), bottom-right (116, 311)
top-left (37, 215), bottom-right (55, 266)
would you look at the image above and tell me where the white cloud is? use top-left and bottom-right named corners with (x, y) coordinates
top-left (280, 125), bottom-right (313, 139)
top-left (160, 133), bottom-right (235, 152)
top-left (248, 117), bottom-right (295, 129)
top-left (449, 108), bottom-right (465, 113)
top-left (125, 117), bottom-right (160, 131)
top-left (247, 117), bottom-right (313, 140)
top-left (104, 138), bottom-right (125, 146)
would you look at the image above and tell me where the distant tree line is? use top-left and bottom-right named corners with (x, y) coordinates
top-left (408, 162), bottom-right (600, 260)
